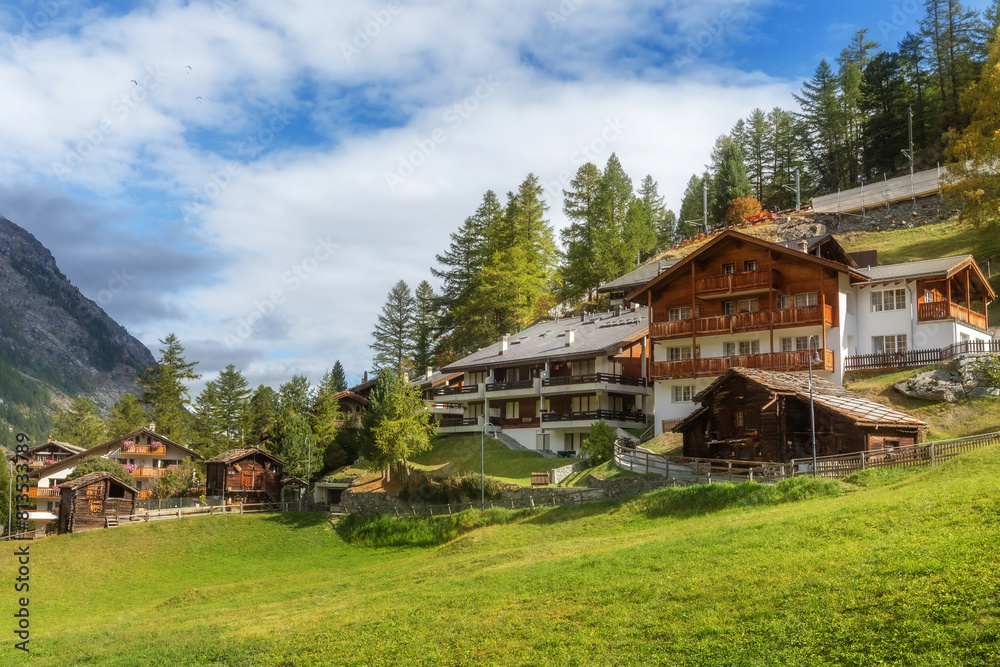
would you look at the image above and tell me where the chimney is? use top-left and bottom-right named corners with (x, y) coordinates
top-left (363, 370), bottom-right (368, 383)
top-left (499, 334), bottom-right (510, 355)
top-left (565, 330), bottom-right (575, 347)
top-left (426, 366), bottom-right (433, 379)
top-left (148, 422), bottom-right (155, 432)
top-left (797, 239), bottom-right (809, 253)
top-left (580, 311), bottom-right (585, 322)
top-left (613, 305), bottom-right (622, 317)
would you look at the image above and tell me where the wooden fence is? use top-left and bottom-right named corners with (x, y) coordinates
top-left (789, 431), bottom-right (1000, 479)
top-left (614, 444), bottom-right (788, 483)
top-left (845, 339), bottom-right (1000, 372)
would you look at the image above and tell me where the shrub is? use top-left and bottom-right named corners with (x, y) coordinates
top-left (397, 470), bottom-right (507, 504)
top-left (337, 507), bottom-right (536, 547)
top-left (631, 476), bottom-right (842, 519)
top-left (971, 355), bottom-right (1000, 388)
top-left (581, 421), bottom-right (615, 465)
top-left (724, 196), bottom-right (763, 226)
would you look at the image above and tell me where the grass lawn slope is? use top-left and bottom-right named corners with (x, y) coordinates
top-left (409, 434), bottom-right (579, 486)
top-left (7, 447), bottom-right (1000, 666)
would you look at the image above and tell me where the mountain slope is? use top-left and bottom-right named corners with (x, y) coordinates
top-left (0, 216), bottom-right (155, 444)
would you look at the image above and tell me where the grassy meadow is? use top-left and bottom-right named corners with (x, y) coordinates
top-left (7, 447), bottom-right (1000, 666)
top-left (408, 434), bottom-right (579, 486)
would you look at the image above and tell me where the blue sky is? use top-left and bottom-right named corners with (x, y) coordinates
top-left (0, 0), bottom-right (994, 394)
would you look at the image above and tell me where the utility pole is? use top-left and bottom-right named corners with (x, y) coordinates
top-left (795, 168), bottom-right (800, 213)
top-left (902, 105), bottom-right (915, 208)
top-left (703, 181), bottom-right (708, 231)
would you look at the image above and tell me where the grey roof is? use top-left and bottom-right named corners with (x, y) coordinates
top-left (411, 369), bottom-right (463, 390)
top-left (855, 255), bottom-right (971, 283)
top-left (443, 306), bottom-right (649, 372)
top-left (61, 471), bottom-right (138, 493)
top-left (774, 235), bottom-right (830, 251)
top-left (597, 260), bottom-right (680, 294)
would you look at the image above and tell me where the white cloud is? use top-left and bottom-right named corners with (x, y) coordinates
top-left (0, 0), bottom-right (795, 393)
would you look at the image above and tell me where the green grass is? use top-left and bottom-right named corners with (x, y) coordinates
top-left (838, 217), bottom-right (1000, 320)
top-left (845, 366), bottom-right (1000, 440)
top-left (11, 447), bottom-right (1000, 665)
top-left (409, 434), bottom-right (579, 486)
top-left (557, 459), bottom-right (641, 487)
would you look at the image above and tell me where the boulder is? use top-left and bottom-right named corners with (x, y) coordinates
top-left (893, 369), bottom-right (966, 403)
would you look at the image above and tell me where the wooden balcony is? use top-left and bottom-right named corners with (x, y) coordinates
top-left (499, 417), bottom-right (541, 429)
top-left (130, 467), bottom-right (172, 479)
top-left (651, 305), bottom-right (833, 340)
top-left (651, 349), bottom-right (835, 380)
top-left (541, 410), bottom-right (649, 425)
top-left (542, 373), bottom-right (646, 388)
top-left (917, 301), bottom-right (987, 330)
top-left (695, 268), bottom-right (780, 295)
top-left (138, 490), bottom-right (154, 500)
top-left (27, 487), bottom-right (61, 499)
top-left (120, 443), bottom-right (166, 455)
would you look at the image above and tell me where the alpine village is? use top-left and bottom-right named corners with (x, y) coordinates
top-left (5, 3), bottom-right (1000, 665)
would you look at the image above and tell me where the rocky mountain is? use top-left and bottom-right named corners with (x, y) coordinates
top-left (0, 216), bottom-right (155, 433)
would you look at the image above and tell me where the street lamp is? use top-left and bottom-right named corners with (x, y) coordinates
top-left (807, 335), bottom-right (820, 477)
top-left (481, 420), bottom-right (501, 510)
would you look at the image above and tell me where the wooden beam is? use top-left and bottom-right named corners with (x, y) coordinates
top-left (768, 248), bottom-right (774, 355)
top-left (820, 266), bottom-right (827, 359)
top-left (691, 261), bottom-right (697, 381)
top-left (966, 268), bottom-right (971, 311)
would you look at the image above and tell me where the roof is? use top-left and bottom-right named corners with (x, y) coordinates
top-left (61, 471), bottom-right (138, 493)
top-left (692, 368), bottom-right (927, 428)
top-left (29, 440), bottom-right (86, 455)
top-left (853, 255), bottom-right (996, 299)
top-left (411, 369), bottom-right (463, 390)
top-left (628, 230), bottom-right (862, 302)
top-left (329, 390), bottom-right (369, 407)
top-left (442, 306), bottom-right (649, 372)
top-left (774, 234), bottom-right (859, 268)
top-left (596, 260), bottom-right (680, 294)
top-left (207, 447), bottom-right (286, 466)
top-left (28, 427), bottom-right (204, 479)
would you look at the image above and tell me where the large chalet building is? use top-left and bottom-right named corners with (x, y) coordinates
top-left (626, 230), bottom-right (995, 431)
top-left (436, 307), bottom-right (653, 453)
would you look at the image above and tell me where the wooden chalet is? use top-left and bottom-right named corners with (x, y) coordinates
top-left (26, 440), bottom-right (86, 471)
top-left (206, 448), bottom-right (285, 504)
top-left (57, 472), bottom-right (137, 534)
top-left (674, 368), bottom-right (926, 462)
top-left (329, 389), bottom-right (369, 426)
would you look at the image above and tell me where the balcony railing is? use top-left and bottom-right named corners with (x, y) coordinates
top-left (917, 301), bottom-right (987, 330)
top-left (651, 304), bottom-right (833, 340)
top-left (27, 487), bottom-right (61, 498)
top-left (120, 443), bottom-right (166, 455)
top-left (439, 416), bottom-right (481, 427)
top-left (542, 373), bottom-right (646, 388)
top-left (485, 380), bottom-right (534, 392)
top-left (694, 268), bottom-right (780, 295)
top-left (542, 410), bottom-right (648, 424)
top-left (651, 349), bottom-right (835, 379)
top-left (499, 417), bottom-right (541, 428)
top-left (129, 467), bottom-right (172, 479)
top-left (434, 385), bottom-right (480, 397)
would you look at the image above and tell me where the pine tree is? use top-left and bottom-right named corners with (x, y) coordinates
top-left (943, 26), bottom-right (1000, 227)
top-left (215, 365), bottom-right (250, 447)
top-left (279, 375), bottom-right (312, 415)
top-left (712, 138), bottom-right (753, 220)
top-left (412, 280), bottom-right (439, 374)
top-left (51, 397), bottom-right (107, 447)
top-left (592, 154), bottom-right (635, 284)
top-left (246, 385), bottom-right (279, 448)
top-left (139, 334), bottom-right (200, 441)
top-left (764, 107), bottom-right (805, 210)
top-left (920, 0), bottom-right (982, 124)
top-left (370, 280), bottom-right (416, 375)
top-left (794, 59), bottom-right (848, 191)
top-left (634, 175), bottom-right (669, 257)
top-left (359, 369), bottom-right (435, 477)
top-left (861, 51), bottom-right (909, 178)
top-left (838, 29), bottom-right (881, 186)
top-left (319, 362), bottom-right (348, 397)
top-left (193, 381), bottom-right (222, 453)
top-left (559, 163), bottom-right (603, 301)
top-left (272, 375), bottom-right (315, 477)
top-left (899, 32), bottom-right (936, 156)
top-left (106, 393), bottom-right (147, 438)
top-left (741, 109), bottom-right (772, 203)
top-left (678, 173), bottom-right (707, 233)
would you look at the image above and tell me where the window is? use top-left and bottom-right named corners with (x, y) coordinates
top-left (961, 333), bottom-right (971, 343)
top-left (724, 340), bottom-right (759, 356)
top-left (672, 385), bottom-right (695, 402)
top-left (668, 306), bottom-right (691, 321)
top-left (722, 263), bottom-right (736, 275)
top-left (873, 334), bottom-right (907, 354)
top-left (872, 288), bottom-right (906, 312)
top-left (744, 260), bottom-right (758, 272)
top-left (781, 292), bottom-right (818, 308)
top-left (735, 411), bottom-right (745, 427)
top-left (668, 346), bottom-right (693, 361)
top-left (723, 301), bottom-right (735, 315)
top-left (505, 402), bottom-right (519, 419)
top-left (924, 289), bottom-right (936, 303)
top-left (736, 298), bottom-right (759, 313)
top-left (780, 336), bottom-right (811, 352)
top-left (781, 337), bottom-right (793, 352)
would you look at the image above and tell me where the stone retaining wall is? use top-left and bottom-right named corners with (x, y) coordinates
top-left (588, 474), bottom-right (690, 498)
top-left (341, 484), bottom-right (605, 516)
top-left (549, 460), bottom-right (589, 484)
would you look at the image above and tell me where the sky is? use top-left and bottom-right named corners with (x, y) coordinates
top-left (0, 0), bottom-right (993, 394)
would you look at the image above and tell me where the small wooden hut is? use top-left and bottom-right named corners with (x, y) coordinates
top-left (206, 448), bottom-right (285, 505)
top-left (58, 472), bottom-right (138, 534)
top-left (674, 368), bottom-right (927, 462)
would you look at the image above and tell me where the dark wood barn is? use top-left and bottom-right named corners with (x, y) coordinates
top-left (58, 472), bottom-right (138, 534)
top-left (674, 368), bottom-right (926, 462)
top-left (206, 448), bottom-right (285, 504)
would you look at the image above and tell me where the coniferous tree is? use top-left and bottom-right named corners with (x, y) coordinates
top-left (319, 362), bottom-right (348, 396)
top-left (246, 385), bottom-right (279, 448)
top-left (106, 393), bottom-right (147, 439)
top-left (215, 365), bottom-right (250, 447)
top-left (412, 280), bottom-right (439, 374)
top-left (192, 381), bottom-right (222, 453)
top-left (559, 162), bottom-right (603, 301)
top-left (920, 0), bottom-right (982, 124)
top-left (633, 175), bottom-right (669, 257)
top-left (741, 108), bottom-right (772, 203)
top-left (838, 28), bottom-right (881, 186)
top-left (899, 32), bottom-right (936, 157)
top-left (712, 138), bottom-right (753, 220)
top-left (359, 369), bottom-right (435, 477)
top-left (592, 154), bottom-right (635, 283)
top-left (678, 173), bottom-right (708, 233)
top-left (795, 59), bottom-right (849, 191)
top-left (861, 51), bottom-right (909, 178)
top-left (272, 375), bottom-right (315, 478)
top-left (139, 333), bottom-right (200, 441)
top-left (51, 397), bottom-right (107, 448)
top-left (764, 107), bottom-right (805, 210)
top-left (370, 280), bottom-right (416, 375)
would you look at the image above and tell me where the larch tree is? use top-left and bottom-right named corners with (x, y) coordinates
top-left (943, 25), bottom-right (1000, 227)
top-left (106, 393), bottom-right (147, 438)
top-left (412, 280), bottom-right (439, 374)
top-left (139, 333), bottom-right (200, 441)
top-left (559, 162), bottom-right (603, 301)
top-left (245, 385), bottom-right (279, 448)
top-left (795, 59), bottom-right (848, 191)
top-left (370, 279), bottom-right (416, 375)
top-left (359, 369), bottom-right (435, 479)
top-left (215, 364), bottom-right (250, 447)
top-left (861, 51), bottom-right (909, 178)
